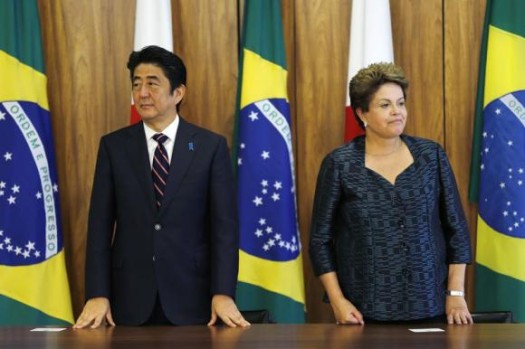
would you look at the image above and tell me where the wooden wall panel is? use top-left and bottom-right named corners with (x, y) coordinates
top-left (171, 0), bottom-right (238, 142)
top-left (390, 0), bottom-right (444, 143)
top-left (37, 0), bottom-right (486, 322)
top-left (444, 0), bottom-right (487, 307)
top-left (294, 0), bottom-right (351, 324)
top-left (38, 0), bottom-right (135, 316)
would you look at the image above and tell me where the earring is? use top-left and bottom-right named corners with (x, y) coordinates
top-left (363, 121), bottom-right (368, 128)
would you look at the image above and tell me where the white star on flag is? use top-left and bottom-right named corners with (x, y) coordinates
top-left (248, 111), bottom-right (259, 121)
top-left (253, 196), bottom-right (263, 206)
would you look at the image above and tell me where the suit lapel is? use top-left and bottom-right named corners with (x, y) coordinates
top-left (159, 118), bottom-right (197, 216)
top-left (126, 122), bottom-right (157, 213)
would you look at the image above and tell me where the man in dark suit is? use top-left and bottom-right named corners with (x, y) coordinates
top-left (73, 46), bottom-right (249, 328)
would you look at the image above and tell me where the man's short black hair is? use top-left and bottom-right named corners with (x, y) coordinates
top-left (127, 45), bottom-right (187, 94)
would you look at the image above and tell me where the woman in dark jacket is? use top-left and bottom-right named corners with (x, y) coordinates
top-left (309, 62), bottom-right (472, 325)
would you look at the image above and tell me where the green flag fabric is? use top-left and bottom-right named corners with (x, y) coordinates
top-left (469, 0), bottom-right (525, 322)
top-left (234, 0), bottom-right (306, 323)
top-left (0, 0), bottom-right (74, 325)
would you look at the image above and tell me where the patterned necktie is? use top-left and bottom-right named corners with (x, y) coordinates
top-left (152, 133), bottom-right (170, 208)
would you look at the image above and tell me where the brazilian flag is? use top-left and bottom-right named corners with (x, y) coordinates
top-left (0, 0), bottom-right (74, 325)
top-left (234, 0), bottom-right (305, 323)
top-left (469, 0), bottom-right (525, 323)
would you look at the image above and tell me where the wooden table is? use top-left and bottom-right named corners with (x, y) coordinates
top-left (1, 324), bottom-right (524, 349)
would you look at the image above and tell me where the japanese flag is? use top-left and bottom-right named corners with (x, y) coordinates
top-left (130, 0), bottom-right (173, 124)
top-left (344, 0), bottom-right (394, 142)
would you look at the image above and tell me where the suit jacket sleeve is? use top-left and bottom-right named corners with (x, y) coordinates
top-left (436, 144), bottom-right (472, 264)
top-left (209, 136), bottom-right (239, 297)
top-left (84, 136), bottom-right (116, 300)
top-left (309, 152), bottom-right (341, 276)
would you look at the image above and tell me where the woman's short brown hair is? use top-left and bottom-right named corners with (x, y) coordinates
top-left (349, 62), bottom-right (409, 130)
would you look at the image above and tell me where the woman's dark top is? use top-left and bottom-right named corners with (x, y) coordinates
top-left (309, 135), bottom-right (472, 321)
